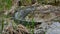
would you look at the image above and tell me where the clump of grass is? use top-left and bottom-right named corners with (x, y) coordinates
top-left (26, 18), bottom-right (35, 34)
top-left (0, 0), bottom-right (12, 11)
top-left (20, 0), bottom-right (32, 6)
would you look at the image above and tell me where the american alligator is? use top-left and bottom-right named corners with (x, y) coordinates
top-left (14, 5), bottom-right (60, 25)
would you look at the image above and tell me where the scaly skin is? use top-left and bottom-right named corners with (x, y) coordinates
top-left (15, 6), bottom-right (36, 20)
top-left (14, 5), bottom-right (60, 22)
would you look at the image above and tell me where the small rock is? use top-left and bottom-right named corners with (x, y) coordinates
top-left (46, 22), bottom-right (60, 34)
top-left (34, 22), bottom-right (49, 34)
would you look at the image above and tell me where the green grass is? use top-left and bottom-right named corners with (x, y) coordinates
top-left (20, 0), bottom-right (32, 5)
top-left (0, 0), bottom-right (60, 11)
top-left (0, 0), bottom-right (12, 11)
